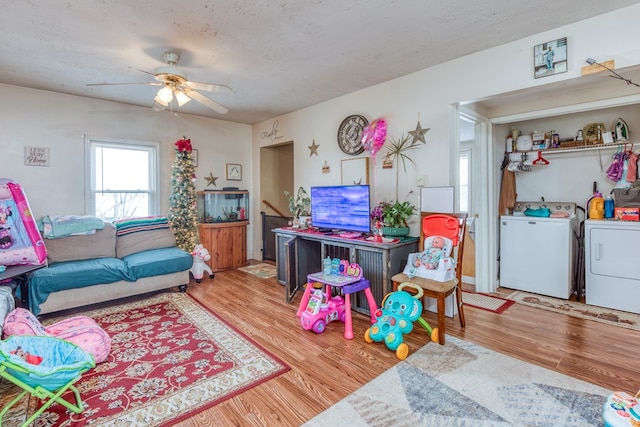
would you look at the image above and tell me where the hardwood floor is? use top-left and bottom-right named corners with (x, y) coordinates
top-left (178, 265), bottom-right (639, 426)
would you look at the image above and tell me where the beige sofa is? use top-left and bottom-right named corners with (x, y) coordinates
top-left (28, 218), bottom-right (192, 316)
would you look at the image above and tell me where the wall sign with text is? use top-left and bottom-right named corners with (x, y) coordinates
top-left (24, 146), bottom-right (50, 167)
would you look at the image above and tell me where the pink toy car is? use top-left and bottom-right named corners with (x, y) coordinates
top-left (300, 294), bottom-right (346, 334)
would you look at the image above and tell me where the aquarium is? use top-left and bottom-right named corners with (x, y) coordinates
top-left (197, 190), bottom-right (249, 223)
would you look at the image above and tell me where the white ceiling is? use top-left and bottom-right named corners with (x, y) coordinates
top-left (3, 1), bottom-right (639, 124)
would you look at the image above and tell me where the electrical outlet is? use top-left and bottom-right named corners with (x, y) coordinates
top-left (417, 175), bottom-right (426, 187)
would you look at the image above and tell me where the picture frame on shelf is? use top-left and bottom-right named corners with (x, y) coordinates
top-left (226, 163), bottom-right (242, 181)
top-left (341, 157), bottom-right (369, 185)
top-left (534, 37), bottom-right (567, 79)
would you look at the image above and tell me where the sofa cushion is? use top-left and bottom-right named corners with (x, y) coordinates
top-left (45, 222), bottom-right (116, 263)
top-left (28, 257), bottom-right (129, 315)
top-left (114, 216), bottom-right (176, 258)
top-left (122, 247), bottom-right (192, 280)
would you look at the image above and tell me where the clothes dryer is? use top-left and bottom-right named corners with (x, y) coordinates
top-left (584, 219), bottom-right (640, 314)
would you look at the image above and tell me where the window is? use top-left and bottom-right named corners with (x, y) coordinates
top-left (86, 137), bottom-right (159, 221)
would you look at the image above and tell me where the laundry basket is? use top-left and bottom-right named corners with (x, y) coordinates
top-left (0, 335), bottom-right (95, 427)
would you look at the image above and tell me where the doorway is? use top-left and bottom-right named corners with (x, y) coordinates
top-left (259, 142), bottom-right (293, 261)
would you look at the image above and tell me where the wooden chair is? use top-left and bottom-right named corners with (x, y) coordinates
top-left (391, 212), bottom-right (467, 345)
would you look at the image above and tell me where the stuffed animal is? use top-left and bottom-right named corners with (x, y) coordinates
top-left (189, 244), bottom-right (214, 282)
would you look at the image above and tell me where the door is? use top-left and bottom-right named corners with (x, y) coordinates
top-left (284, 236), bottom-right (300, 303)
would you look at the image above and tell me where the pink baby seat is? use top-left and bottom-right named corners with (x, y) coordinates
top-left (3, 308), bottom-right (111, 363)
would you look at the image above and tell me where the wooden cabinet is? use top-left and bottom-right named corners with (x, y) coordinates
top-left (198, 222), bottom-right (248, 272)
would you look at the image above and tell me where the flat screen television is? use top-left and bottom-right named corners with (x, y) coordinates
top-left (310, 185), bottom-right (370, 233)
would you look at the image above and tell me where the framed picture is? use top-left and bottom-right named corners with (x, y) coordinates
top-left (534, 37), bottom-right (567, 79)
top-left (226, 163), bottom-right (242, 181)
top-left (24, 146), bottom-right (50, 167)
top-left (191, 149), bottom-right (198, 167)
top-left (341, 157), bottom-right (369, 185)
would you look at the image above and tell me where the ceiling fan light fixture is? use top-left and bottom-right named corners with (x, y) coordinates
top-left (156, 86), bottom-right (174, 104)
top-left (152, 101), bottom-right (167, 112)
top-left (175, 90), bottom-right (191, 106)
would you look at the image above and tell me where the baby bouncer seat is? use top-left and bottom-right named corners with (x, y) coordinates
top-left (0, 335), bottom-right (95, 427)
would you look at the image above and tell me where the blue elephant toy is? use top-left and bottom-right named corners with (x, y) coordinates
top-left (365, 283), bottom-right (436, 359)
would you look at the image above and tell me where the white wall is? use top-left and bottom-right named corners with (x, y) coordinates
top-left (0, 84), bottom-right (254, 255)
top-left (252, 4), bottom-right (640, 289)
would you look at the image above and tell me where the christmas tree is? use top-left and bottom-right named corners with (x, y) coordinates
top-left (168, 137), bottom-right (199, 252)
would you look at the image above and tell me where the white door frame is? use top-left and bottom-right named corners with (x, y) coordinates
top-left (455, 106), bottom-right (498, 293)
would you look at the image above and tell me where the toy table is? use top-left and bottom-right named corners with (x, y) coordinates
top-left (297, 272), bottom-right (378, 339)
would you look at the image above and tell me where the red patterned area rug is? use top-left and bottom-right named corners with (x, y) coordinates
top-left (1, 293), bottom-right (289, 427)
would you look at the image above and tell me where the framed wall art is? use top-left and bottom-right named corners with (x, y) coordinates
top-left (192, 149), bottom-right (198, 167)
top-left (534, 37), bottom-right (567, 79)
top-left (24, 146), bottom-right (50, 167)
top-left (226, 163), bottom-right (242, 181)
top-left (341, 157), bottom-right (369, 185)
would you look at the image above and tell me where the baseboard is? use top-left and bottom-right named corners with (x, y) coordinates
top-left (462, 275), bottom-right (476, 285)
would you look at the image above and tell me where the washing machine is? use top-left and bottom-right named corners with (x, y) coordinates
top-left (500, 201), bottom-right (579, 299)
top-left (584, 219), bottom-right (640, 314)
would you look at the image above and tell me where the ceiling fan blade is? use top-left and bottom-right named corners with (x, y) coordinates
top-left (185, 81), bottom-right (233, 94)
top-left (87, 82), bottom-right (161, 87)
top-left (130, 67), bottom-right (157, 77)
top-left (186, 90), bottom-right (229, 114)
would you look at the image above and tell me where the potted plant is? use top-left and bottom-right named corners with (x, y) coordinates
top-left (370, 200), bottom-right (416, 237)
top-left (284, 186), bottom-right (311, 228)
top-left (383, 133), bottom-right (427, 200)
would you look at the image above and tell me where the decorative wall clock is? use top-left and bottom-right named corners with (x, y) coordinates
top-left (337, 115), bottom-right (368, 155)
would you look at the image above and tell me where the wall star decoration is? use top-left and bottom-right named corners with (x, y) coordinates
top-left (408, 121), bottom-right (430, 144)
top-left (308, 139), bottom-right (319, 156)
top-left (204, 172), bottom-right (218, 187)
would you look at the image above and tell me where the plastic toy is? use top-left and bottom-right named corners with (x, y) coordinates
top-left (300, 285), bottom-right (346, 334)
top-left (297, 260), bottom-right (377, 339)
top-left (189, 244), bottom-right (214, 282)
top-left (364, 283), bottom-right (438, 360)
top-left (0, 178), bottom-right (47, 266)
top-left (3, 307), bottom-right (111, 363)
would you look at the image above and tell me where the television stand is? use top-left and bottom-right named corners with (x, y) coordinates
top-left (273, 227), bottom-right (419, 315)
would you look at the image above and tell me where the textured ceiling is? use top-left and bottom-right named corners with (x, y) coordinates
top-left (2, 1), bottom-right (639, 124)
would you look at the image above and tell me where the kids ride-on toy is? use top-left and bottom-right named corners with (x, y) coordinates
top-left (364, 282), bottom-right (438, 360)
top-left (299, 286), bottom-right (347, 334)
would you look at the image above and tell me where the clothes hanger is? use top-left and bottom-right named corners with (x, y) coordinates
top-left (532, 150), bottom-right (549, 165)
top-left (612, 144), bottom-right (623, 158)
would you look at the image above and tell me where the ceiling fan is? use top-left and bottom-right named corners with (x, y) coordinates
top-left (87, 51), bottom-right (232, 114)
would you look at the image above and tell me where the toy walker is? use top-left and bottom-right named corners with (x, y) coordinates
top-left (364, 282), bottom-right (439, 360)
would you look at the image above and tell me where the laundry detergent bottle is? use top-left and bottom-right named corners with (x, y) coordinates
top-left (589, 192), bottom-right (605, 219)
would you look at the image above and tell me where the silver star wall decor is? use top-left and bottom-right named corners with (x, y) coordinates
top-left (308, 139), bottom-right (319, 156)
top-left (408, 121), bottom-right (430, 144)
